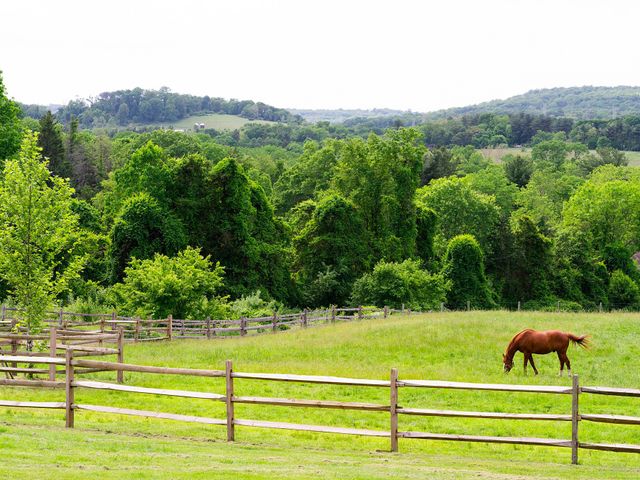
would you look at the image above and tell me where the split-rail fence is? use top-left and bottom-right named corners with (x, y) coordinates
top-left (0, 354), bottom-right (638, 465)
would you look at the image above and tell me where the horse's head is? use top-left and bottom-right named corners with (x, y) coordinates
top-left (502, 353), bottom-right (513, 373)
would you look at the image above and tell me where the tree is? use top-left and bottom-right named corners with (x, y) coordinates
top-left (415, 204), bottom-right (437, 266)
top-left (503, 154), bottom-right (533, 187)
top-left (0, 132), bottom-right (87, 332)
top-left (420, 146), bottom-right (457, 185)
top-left (38, 111), bottom-right (69, 178)
top-left (608, 270), bottom-right (640, 309)
top-left (111, 247), bottom-right (228, 319)
top-left (441, 234), bottom-right (495, 309)
top-left (417, 176), bottom-right (500, 257)
top-left (351, 259), bottom-right (449, 310)
top-left (294, 195), bottom-right (370, 306)
top-left (0, 70), bottom-right (22, 160)
top-left (108, 193), bottom-right (187, 282)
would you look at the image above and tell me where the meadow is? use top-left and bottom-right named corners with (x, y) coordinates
top-left (1, 311), bottom-right (639, 479)
top-left (480, 147), bottom-right (640, 166)
top-left (160, 113), bottom-right (275, 131)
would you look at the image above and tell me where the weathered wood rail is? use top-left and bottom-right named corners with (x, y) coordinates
top-left (0, 305), bottom-right (394, 343)
top-left (0, 355), bottom-right (639, 464)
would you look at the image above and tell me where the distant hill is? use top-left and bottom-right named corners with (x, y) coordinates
top-left (19, 88), bottom-right (303, 129)
top-left (424, 86), bottom-right (640, 120)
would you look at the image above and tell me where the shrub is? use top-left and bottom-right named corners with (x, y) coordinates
top-left (350, 259), bottom-right (449, 310)
top-left (608, 270), bottom-right (640, 309)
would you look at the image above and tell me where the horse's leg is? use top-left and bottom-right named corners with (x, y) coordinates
top-left (563, 352), bottom-right (571, 376)
top-left (557, 351), bottom-right (565, 376)
top-left (523, 353), bottom-right (529, 374)
top-left (529, 355), bottom-right (539, 375)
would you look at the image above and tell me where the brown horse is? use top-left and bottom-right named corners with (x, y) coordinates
top-left (503, 329), bottom-right (589, 375)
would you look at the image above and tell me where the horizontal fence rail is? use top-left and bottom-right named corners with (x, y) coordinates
top-left (0, 354), bottom-right (638, 464)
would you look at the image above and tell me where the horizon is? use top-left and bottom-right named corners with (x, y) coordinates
top-left (3, 1), bottom-right (640, 112)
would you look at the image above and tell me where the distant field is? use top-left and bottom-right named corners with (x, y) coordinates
top-left (156, 113), bottom-right (275, 131)
top-left (481, 147), bottom-right (640, 166)
top-left (1, 311), bottom-right (639, 478)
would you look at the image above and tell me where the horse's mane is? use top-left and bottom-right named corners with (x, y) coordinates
top-left (505, 328), bottom-right (534, 354)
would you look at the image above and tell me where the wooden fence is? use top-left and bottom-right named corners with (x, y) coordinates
top-left (0, 305), bottom-right (403, 343)
top-left (0, 354), bottom-right (638, 464)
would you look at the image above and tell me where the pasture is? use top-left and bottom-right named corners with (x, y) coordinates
top-left (161, 113), bottom-right (275, 131)
top-left (1, 311), bottom-right (639, 479)
top-left (480, 147), bottom-right (640, 166)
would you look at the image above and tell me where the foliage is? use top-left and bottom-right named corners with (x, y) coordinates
top-left (608, 270), bottom-right (640, 309)
top-left (441, 235), bottom-right (495, 309)
top-left (111, 247), bottom-right (227, 319)
top-left (503, 153), bottom-right (533, 187)
top-left (417, 176), bottom-right (500, 257)
top-left (415, 204), bottom-right (437, 266)
top-left (109, 193), bottom-right (187, 282)
top-left (229, 290), bottom-right (278, 319)
top-left (0, 71), bottom-right (22, 161)
top-left (294, 195), bottom-right (370, 306)
top-left (350, 259), bottom-right (449, 310)
top-left (37, 111), bottom-right (69, 178)
top-left (0, 132), bottom-right (87, 332)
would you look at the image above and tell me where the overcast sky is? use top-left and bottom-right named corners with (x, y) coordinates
top-left (2, 0), bottom-right (639, 112)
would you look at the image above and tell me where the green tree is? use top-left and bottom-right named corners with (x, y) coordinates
top-left (109, 193), bottom-right (187, 282)
top-left (38, 111), bottom-right (69, 178)
top-left (111, 247), bottom-right (228, 319)
top-left (503, 154), bottom-right (533, 187)
top-left (0, 70), bottom-right (23, 160)
top-left (608, 270), bottom-right (640, 309)
top-left (441, 234), bottom-right (495, 309)
top-left (417, 176), bottom-right (500, 257)
top-left (0, 132), bottom-right (87, 332)
top-left (415, 204), bottom-right (437, 266)
top-left (294, 195), bottom-right (370, 306)
top-left (351, 259), bottom-right (449, 310)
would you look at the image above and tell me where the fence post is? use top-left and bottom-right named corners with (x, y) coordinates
top-left (272, 311), bottom-right (278, 332)
top-left (111, 311), bottom-right (117, 331)
top-left (59, 308), bottom-right (65, 329)
top-left (225, 360), bottom-right (235, 441)
top-left (303, 309), bottom-right (308, 328)
top-left (557, 301), bottom-right (561, 313)
top-left (133, 317), bottom-right (139, 342)
top-left (331, 305), bottom-right (336, 323)
top-left (117, 327), bottom-right (124, 384)
top-left (65, 349), bottom-right (75, 428)
top-left (440, 302), bottom-right (444, 312)
top-left (167, 315), bottom-right (173, 341)
top-left (206, 317), bottom-right (211, 339)
top-left (390, 367), bottom-right (399, 452)
top-left (517, 301), bottom-right (521, 312)
top-left (49, 327), bottom-right (57, 381)
top-left (240, 317), bottom-right (246, 337)
top-left (467, 301), bottom-right (470, 311)
top-left (401, 304), bottom-right (405, 314)
top-left (571, 374), bottom-right (580, 465)
top-left (357, 306), bottom-right (363, 320)
top-left (383, 306), bottom-right (389, 318)
top-left (598, 302), bottom-right (603, 313)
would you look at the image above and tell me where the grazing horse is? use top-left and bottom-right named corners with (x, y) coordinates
top-left (502, 329), bottom-right (589, 375)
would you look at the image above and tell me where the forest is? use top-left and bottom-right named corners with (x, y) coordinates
top-left (2, 71), bottom-right (640, 333)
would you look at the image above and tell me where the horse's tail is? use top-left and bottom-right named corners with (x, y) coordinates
top-left (568, 333), bottom-right (590, 349)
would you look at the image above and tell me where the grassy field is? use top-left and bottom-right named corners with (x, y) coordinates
top-left (481, 147), bottom-right (640, 166)
top-left (1, 311), bottom-right (640, 478)
top-left (157, 113), bottom-right (274, 131)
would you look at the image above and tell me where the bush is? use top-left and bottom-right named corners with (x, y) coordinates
top-left (608, 270), bottom-right (640, 309)
top-left (110, 247), bottom-right (229, 319)
top-left (230, 290), bottom-right (278, 319)
top-left (350, 259), bottom-right (449, 310)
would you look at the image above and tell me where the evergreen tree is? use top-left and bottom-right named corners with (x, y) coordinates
top-left (0, 70), bottom-right (22, 160)
top-left (38, 111), bottom-right (69, 177)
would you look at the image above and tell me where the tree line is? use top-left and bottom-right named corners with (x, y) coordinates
top-left (2, 71), bottom-right (640, 333)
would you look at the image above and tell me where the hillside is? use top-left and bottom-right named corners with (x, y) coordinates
top-left (425, 86), bottom-right (640, 120)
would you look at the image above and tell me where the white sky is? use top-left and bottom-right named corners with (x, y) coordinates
top-left (2, 0), bottom-right (639, 112)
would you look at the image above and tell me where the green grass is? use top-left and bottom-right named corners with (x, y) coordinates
top-left (1, 311), bottom-right (640, 478)
top-left (158, 113), bottom-right (275, 131)
top-left (481, 147), bottom-right (640, 166)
